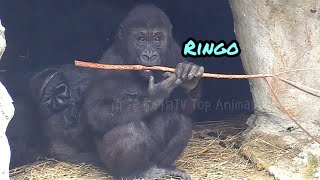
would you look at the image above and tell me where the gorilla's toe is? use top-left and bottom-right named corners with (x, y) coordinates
top-left (166, 168), bottom-right (191, 180)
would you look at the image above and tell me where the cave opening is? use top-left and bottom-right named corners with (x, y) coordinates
top-left (0, 0), bottom-right (253, 121)
top-left (0, 0), bottom-right (254, 171)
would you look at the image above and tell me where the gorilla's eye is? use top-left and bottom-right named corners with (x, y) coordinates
top-left (154, 36), bottom-right (161, 42)
top-left (137, 36), bottom-right (145, 42)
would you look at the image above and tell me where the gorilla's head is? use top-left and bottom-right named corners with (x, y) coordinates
top-left (116, 4), bottom-right (173, 69)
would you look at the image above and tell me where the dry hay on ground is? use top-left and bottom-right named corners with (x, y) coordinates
top-left (10, 159), bottom-right (111, 180)
top-left (240, 133), bottom-right (299, 171)
top-left (240, 133), bottom-right (302, 179)
top-left (10, 118), bottom-right (273, 180)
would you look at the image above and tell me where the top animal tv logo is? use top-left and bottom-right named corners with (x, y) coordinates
top-left (181, 38), bottom-right (241, 58)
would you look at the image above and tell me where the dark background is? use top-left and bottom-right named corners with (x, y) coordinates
top-left (0, 0), bottom-right (253, 121)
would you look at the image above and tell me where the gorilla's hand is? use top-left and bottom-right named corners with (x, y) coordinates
top-left (43, 83), bottom-right (70, 112)
top-left (148, 72), bottom-right (182, 99)
top-left (175, 61), bottom-right (204, 91)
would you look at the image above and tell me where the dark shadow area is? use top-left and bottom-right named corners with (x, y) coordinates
top-left (0, 0), bottom-right (254, 170)
top-left (0, 0), bottom-right (253, 122)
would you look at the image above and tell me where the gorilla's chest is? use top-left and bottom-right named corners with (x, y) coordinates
top-left (115, 79), bottom-right (148, 101)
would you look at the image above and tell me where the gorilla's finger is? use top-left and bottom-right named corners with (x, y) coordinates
top-left (162, 75), bottom-right (177, 89)
top-left (175, 63), bottom-right (183, 78)
top-left (54, 84), bottom-right (69, 97)
top-left (56, 98), bottom-right (65, 106)
top-left (195, 66), bottom-right (205, 77)
top-left (174, 78), bottom-right (182, 86)
top-left (149, 76), bottom-right (155, 89)
top-left (181, 63), bottom-right (192, 79)
top-left (162, 72), bottom-right (174, 78)
top-left (169, 78), bottom-right (182, 90)
top-left (166, 169), bottom-right (191, 180)
top-left (187, 65), bottom-right (199, 80)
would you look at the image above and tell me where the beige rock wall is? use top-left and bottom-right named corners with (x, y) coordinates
top-left (0, 20), bottom-right (14, 180)
top-left (229, 0), bottom-right (320, 179)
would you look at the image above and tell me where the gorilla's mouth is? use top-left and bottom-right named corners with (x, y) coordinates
top-left (139, 57), bottom-right (160, 67)
top-left (140, 69), bottom-right (153, 78)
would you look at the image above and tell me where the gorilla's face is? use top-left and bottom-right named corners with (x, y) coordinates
top-left (116, 4), bottom-right (173, 78)
top-left (128, 28), bottom-right (168, 67)
top-left (126, 28), bottom-right (169, 78)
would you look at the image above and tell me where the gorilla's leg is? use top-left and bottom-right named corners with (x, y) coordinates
top-left (97, 121), bottom-right (158, 178)
top-left (149, 112), bottom-right (192, 165)
top-left (52, 150), bottom-right (100, 165)
top-left (147, 112), bottom-right (192, 179)
top-left (47, 136), bottom-right (100, 165)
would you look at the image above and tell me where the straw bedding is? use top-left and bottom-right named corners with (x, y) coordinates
top-left (9, 116), bottom-right (273, 180)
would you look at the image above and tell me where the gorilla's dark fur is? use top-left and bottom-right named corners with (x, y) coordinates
top-left (29, 65), bottom-right (99, 164)
top-left (6, 96), bottom-right (43, 168)
top-left (28, 4), bottom-right (203, 180)
top-left (82, 4), bottom-right (204, 179)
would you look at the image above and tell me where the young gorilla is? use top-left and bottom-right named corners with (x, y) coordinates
top-left (29, 65), bottom-right (99, 164)
top-left (83, 5), bottom-right (204, 180)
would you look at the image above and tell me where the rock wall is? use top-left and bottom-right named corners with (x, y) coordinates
top-left (229, 0), bottom-right (320, 179)
top-left (0, 20), bottom-right (5, 57)
top-left (0, 19), bottom-right (14, 180)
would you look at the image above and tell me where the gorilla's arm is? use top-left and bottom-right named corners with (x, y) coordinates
top-left (169, 83), bottom-right (202, 115)
top-left (161, 60), bottom-right (204, 115)
top-left (83, 71), bottom-right (181, 135)
top-left (162, 41), bottom-right (204, 114)
top-left (83, 77), bottom-right (122, 135)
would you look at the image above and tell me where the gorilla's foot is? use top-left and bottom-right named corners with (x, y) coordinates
top-left (113, 166), bottom-right (166, 180)
top-left (140, 166), bottom-right (190, 180)
top-left (166, 168), bottom-right (190, 180)
top-left (140, 166), bottom-right (168, 180)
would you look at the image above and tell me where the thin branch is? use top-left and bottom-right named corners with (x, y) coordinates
top-left (75, 60), bottom-right (320, 97)
top-left (276, 68), bottom-right (320, 76)
top-left (276, 76), bottom-right (320, 97)
top-left (263, 78), bottom-right (320, 145)
top-left (75, 60), bottom-right (274, 79)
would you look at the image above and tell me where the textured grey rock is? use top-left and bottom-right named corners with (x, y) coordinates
top-left (229, 0), bottom-right (320, 135)
top-left (0, 20), bottom-right (5, 59)
top-left (229, 0), bottom-right (320, 179)
top-left (0, 19), bottom-right (14, 180)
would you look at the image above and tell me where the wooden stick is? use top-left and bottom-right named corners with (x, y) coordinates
top-left (75, 60), bottom-right (274, 79)
top-left (75, 60), bottom-right (320, 96)
top-left (264, 78), bottom-right (320, 145)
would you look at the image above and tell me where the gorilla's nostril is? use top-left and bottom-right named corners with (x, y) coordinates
top-left (150, 55), bottom-right (158, 61)
top-left (142, 54), bottom-right (158, 61)
top-left (142, 55), bottom-right (149, 60)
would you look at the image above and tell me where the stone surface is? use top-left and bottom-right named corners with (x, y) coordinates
top-left (0, 20), bottom-right (5, 58)
top-left (0, 19), bottom-right (14, 180)
top-left (229, 0), bottom-right (320, 179)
